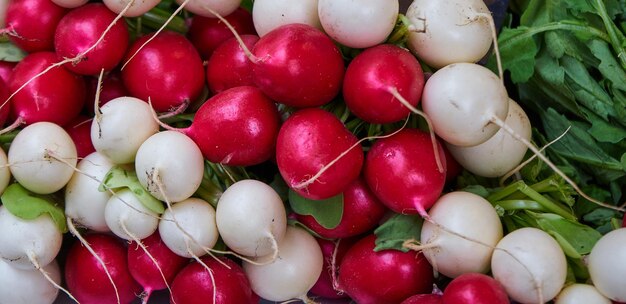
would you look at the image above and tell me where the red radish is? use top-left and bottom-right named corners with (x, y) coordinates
top-left (64, 115), bottom-right (95, 159)
top-left (0, 78), bottom-right (11, 128)
top-left (7, 52), bottom-right (85, 126)
top-left (128, 232), bottom-right (188, 303)
top-left (343, 44), bottom-right (425, 124)
top-left (251, 23), bottom-right (345, 108)
top-left (54, 3), bottom-right (129, 75)
top-left (121, 31), bottom-right (204, 112)
top-left (401, 294), bottom-right (443, 304)
top-left (170, 256), bottom-right (257, 304)
top-left (296, 177), bottom-right (387, 239)
top-left (0, 61), bottom-right (16, 83)
top-left (442, 142), bottom-right (462, 183)
top-left (65, 234), bottom-right (141, 304)
top-left (364, 129), bottom-right (446, 216)
top-left (4, 0), bottom-right (67, 52)
top-left (85, 71), bottom-right (129, 115)
top-left (337, 234), bottom-right (434, 304)
top-left (276, 108), bottom-right (363, 200)
top-left (309, 238), bottom-right (354, 299)
top-left (206, 35), bottom-right (259, 94)
top-left (442, 273), bottom-right (509, 304)
top-left (187, 8), bottom-right (256, 59)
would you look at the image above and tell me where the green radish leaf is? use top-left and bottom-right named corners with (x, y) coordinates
top-left (533, 212), bottom-right (602, 257)
top-left (1, 183), bottom-right (67, 233)
top-left (374, 213), bottom-right (423, 252)
top-left (99, 166), bottom-right (165, 214)
top-left (288, 190), bottom-right (343, 229)
top-left (0, 42), bottom-right (26, 62)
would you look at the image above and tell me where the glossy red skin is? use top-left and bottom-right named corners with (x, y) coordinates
top-left (9, 52), bottom-right (85, 125)
top-left (84, 71), bottom-right (129, 115)
top-left (170, 256), bottom-right (257, 304)
top-left (54, 3), bottom-right (129, 75)
top-left (297, 177), bottom-right (387, 239)
top-left (309, 238), bottom-right (355, 299)
top-left (65, 234), bottom-right (142, 304)
top-left (0, 61), bottom-right (16, 84)
top-left (364, 129), bottom-right (446, 216)
top-left (343, 44), bottom-right (424, 124)
top-left (0, 79), bottom-right (11, 128)
top-left (276, 108), bottom-right (363, 200)
top-left (5, 0), bottom-right (67, 52)
top-left (338, 234), bottom-right (434, 304)
top-left (184, 86), bottom-right (280, 166)
top-left (401, 294), bottom-right (443, 304)
top-left (127, 232), bottom-right (188, 296)
top-left (63, 115), bottom-right (95, 158)
top-left (206, 35), bottom-right (259, 94)
top-left (252, 23), bottom-right (345, 108)
top-left (122, 31), bottom-right (205, 112)
top-left (187, 8), bottom-right (256, 59)
top-left (442, 273), bottom-right (509, 304)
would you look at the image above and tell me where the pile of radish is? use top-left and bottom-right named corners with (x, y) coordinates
top-left (0, 0), bottom-right (625, 303)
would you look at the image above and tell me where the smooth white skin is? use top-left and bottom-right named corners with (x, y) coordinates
top-left (318, 0), bottom-right (398, 49)
top-left (491, 227), bottom-right (567, 304)
top-left (175, 0), bottom-right (241, 18)
top-left (102, 0), bottom-right (161, 17)
top-left (50, 0), bottom-right (89, 8)
top-left (104, 188), bottom-right (160, 241)
top-left (0, 206), bottom-right (62, 270)
top-left (8, 122), bottom-right (77, 194)
top-left (91, 96), bottom-right (159, 164)
top-left (587, 228), bottom-right (626, 302)
top-left (446, 99), bottom-right (531, 177)
top-left (422, 62), bottom-right (509, 147)
top-left (216, 179), bottom-right (287, 258)
top-left (158, 198), bottom-right (219, 258)
top-left (0, 259), bottom-right (61, 304)
top-left (555, 284), bottom-right (612, 304)
top-left (406, 0), bottom-right (493, 69)
top-left (252, 0), bottom-right (321, 37)
top-left (0, 147), bottom-right (11, 195)
top-left (135, 131), bottom-right (204, 203)
top-left (420, 191), bottom-right (503, 278)
top-left (243, 226), bottom-right (323, 302)
top-left (65, 152), bottom-right (115, 232)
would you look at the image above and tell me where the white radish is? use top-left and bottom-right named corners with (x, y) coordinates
top-left (158, 198), bottom-right (219, 258)
top-left (491, 227), bottom-right (567, 304)
top-left (104, 188), bottom-right (160, 241)
top-left (0, 259), bottom-right (61, 304)
top-left (587, 228), bottom-right (626, 302)
top-left (135, 131), bottom-right (204, 203)
top-left (51, 0), bottom-right (89, 8)
top-left (555, 284), bottom-right (612, 304)
top-left (252, 0), bottom-right (321, 37)
top-left (405, 0), bottom-right (493, 69)
top-left (175, 0), bottom-right (241, 18)
top-left (8, 122), bottom-right (77, 194)
top-left (446, 99), bottom-right (531, 177)
top-left (418, 191), bottom-right (503, 278)
top-left (0, 146), bottom-right (10, 195)
top-left (318, 0), bottom-right (398, 49)
top-left (216, 179), bottom-right (287, 258)
top-left (102, 0), bottom-right (160, 17)
top-left (91, 96), bottom-right (159, 164)
top-left (243, 226), bottom-right (323, 302)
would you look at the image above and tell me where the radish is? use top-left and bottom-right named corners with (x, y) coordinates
top-left (104, 188), bottom-right (160, 241)
top-left (318, 0), bottom-right (398, 48)
top-left (188, 7), bottom-right (256, 59)
top-left (102, 0), bottom-right (160, 17)
top-left (364, 128), bottom-right (446, 216)
top-left (175, 0), bottom-right (241, 19)
top-left (64, 115), bottom-right (96, 159)
top-left (0, 258), bottom-right (61, 304)
top-left (158, 198), bottom-right (219, 258)
top-left (0, 61), bottom-right (16, 83)
top-left (134, 131), bottom-right (204, 203)
top-left (8, 121), bottom-right (77, 194)
top-left (441, 273), bottom-right (509, 304)
top-left (85, 71), bottom-right (129, 115)
top-left (243, 225), bottom-right (323, 302)
top-left (206, 35), bottom-right (259, 94)
top-left (418, 191), bottom-right (503, 278)
top-left (277, 108), bottom-right (363, 200)
top-left (401, 294), bottom-right (443, 304)
top-left (121, 31), bottom-right (205, 112)
top-left (4, 0), bottom-right (67, 52)
top-left (342, 43), bottom-right (425, 124)
top-left (216, 179), bottom-right (287, 258)
top-left (0, 78), bottom-right (11, 127)
top-left (337, 234), bottom-right (434, 303)
top-left (65, 233), bottom-right (142, 304)
top-left (296, 177), bottom-right (387, 239)
top-left (309, 238), bottom-right (354, 299)
top-left (491, 227), bottom-right (567, 304)
top-left (555, 284), bottom-right (611, 304)
top-left (252, 0), bottom-right (321, 37)
top-left (54, 3), bottom-right (130, 75)
top-left (51, 0), bottom-right (88, 8)
top-left (406, 0), bottom-right (494, 69)
top-left (0, 147), bottom-right (9, 195)
top-left (587, 228), bottom-right (626, 302)
top-left (90, 96), bottom-right (159, 164)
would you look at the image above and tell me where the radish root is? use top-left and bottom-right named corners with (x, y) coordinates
top-left (27, 250), bottom-right (81, 304)
top-left (202, 5), bottom-right (260, 64)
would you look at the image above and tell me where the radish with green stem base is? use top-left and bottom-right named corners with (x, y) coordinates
top-left (104, 188), bottom-right (160, 241)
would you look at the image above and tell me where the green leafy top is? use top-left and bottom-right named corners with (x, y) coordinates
top-left (288, 190), bottom-right (343, 230)
top-left (99, 166), bottom-right (165, 214)
top-left (1, 183), bottom-right (67, 233)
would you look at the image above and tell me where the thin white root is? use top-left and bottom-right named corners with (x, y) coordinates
top-left (201, 5), bottom-right (259, 63)
top-left (188, 242), bottom-right (217, 304)
top-left (330, 239), bottom-right (344, 294)
top-left (27, 250), bottom-right (81, 304)
top-left (94, 68), bottom-right (105, 127)
top-left (208, 231), bottom-right (279, 266)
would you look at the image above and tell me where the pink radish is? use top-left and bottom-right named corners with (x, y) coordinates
top-left (343, 44), bottom-right (425, 124)
top-left (442, 273), bottom-right (509, 304)
top-left (65, 233), bottom-right (141, 304)
top-left (364, 128), bottom-right (446, 216)
top-left (251, 0), bottom-right (321, 37)
top-left (85, 71), bottom-right (129, 115)
top-left (4, 0), bottom-right (67, 52)
top-left (121, 31), bottom-right (204, 112)
top-left (276, 108), bottom-right (363, 200)
top-left (54, 3), bottom-right (129, 75)
top-left (188, 8), bottom-right (256, 59)
top-left (0, 61), bottom-right (16, 83)
top-left (0, 78), bottom-right (11, 128)
top-left (206, 35), bottom-right (259, 94)
top-left (64, 115), bottom-right (95, 159)
top-left (401, 294), bottom-right (443, 304)
top-left (309, 238), bottom-right (354, 299)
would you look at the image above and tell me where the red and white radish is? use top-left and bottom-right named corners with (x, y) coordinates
top-left (441, 273), bottom-right (509, 304)
top-left (206, 35), bottom-right (259, 94)
top-left (175, 0), bottom-right (241, 19)
top-left (555, 284), bottom-right (611, 304)
top-left (102, 0), bottom-right (159, 17)
top-left (188, 7), bottom-right (256, 59)
top-left (105, 188), bottom-right (160, 241)
top-left (252, 0), bottom-right (321, 37)
top-left (587, 228), bottom-right (626, 302)
top-left (4, 0), bottom-right (67, 52)
top-left (0, 258), bottom-right (61, 304)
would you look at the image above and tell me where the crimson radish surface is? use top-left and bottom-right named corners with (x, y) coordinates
top-left (63, 115), bottom-right (96, 159)
top-left (206, 35), bottom-right (259, 94)
top-left (188, 8), bottom-right (256, 59)
top-left (441, 273), bottom-right (509, 304)
top-left (4, 0), bottom-right (67, 52)
top-left (309, 238), bottom-right (354, 299)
